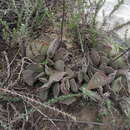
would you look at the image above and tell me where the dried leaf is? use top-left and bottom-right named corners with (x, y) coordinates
top-left (47, 38), bottom-right (60, 58)
top-left (87, 71), bottom-right (108, 90)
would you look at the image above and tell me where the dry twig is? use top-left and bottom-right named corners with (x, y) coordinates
top-left (0, 88), bottom-right (76, 121)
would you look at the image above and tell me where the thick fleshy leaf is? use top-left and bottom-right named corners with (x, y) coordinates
top-left (111, 77), bottom-right (123, 93)
top-left (83, 73), bottom-right (89, 82)
top-left (49, 72), bottom-right (67, 83)
top-left (90, 49), bottom-right (100, 66)
top-left (32, 55), bottom-right (46, 63)
top-left (47, 38), bottom-right (60, 58)
top-left (65, 79), bottom-right (71, 90)
top-left (23, 63), bottom-right (43, 86)
top-left (125, 72), bottom-right (130, 93)
top-left (100, 56), bottom-right (109, 64)
top-left (70, 78), bottom-right (79, 92)
top-left (53, 83), bottom-right (60, 98)
top-left (118, 97), bottom-right (130, 116)
top-left (60, 97), bottom-right (77, 105)
top-left (60, 80), bottom-right (69, 94)
top-left (54, 48), bottom-right (66, 61)
top-left (45, 65), bottom-right (54, 76)
top-left (81, 86), bottom-right (102, 101)
top-left (111, 56), bottom-right (129, 69)
top-left (116, 69), bottom-right (130, 93)
top-left (54, 60), bottom-right (65, 71)
top-left (26, 39), bottom-right (49, 59)
top-left (107, 71), bottom-right (117, 84)
top-left (87, 71), bottom-right (108, 90)
top-left (25, 63), bottom-right (43, 72)
top-left (97, 43), bottom-right (112, 56)
top-left (99, 63), bottom-right (114, 75)
top-left (77, 71), bottom-right (84, 84)
top-left (38, 77), bottom-right (48, 83)
top-left (40, 71), bottom-right (66, 90)
top-left (65, 68), bottom-right (75, 78)
top-left (22, 70), bottom-right (36, 86)
top-left (38, 89), bottom-right (49, 101)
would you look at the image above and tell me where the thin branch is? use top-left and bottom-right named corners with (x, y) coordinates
top-left (1, 51), bottom-right (11, 88)
top-left (26, 101), bottom-right (58, 130)
top-left (0, 88), bottom-right (76, 121)
top-left (60, 0), bottom-right (65, 43)
top-left (41, 118), bottom-right (108, 126)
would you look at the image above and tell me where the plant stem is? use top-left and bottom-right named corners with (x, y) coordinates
top-left (60, 0), bottom-right (65, 43)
